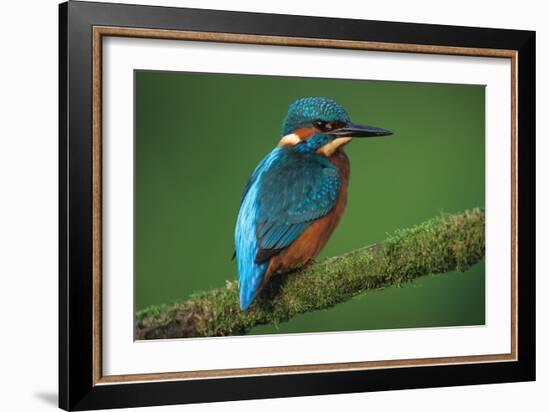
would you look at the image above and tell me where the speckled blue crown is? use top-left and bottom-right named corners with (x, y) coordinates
top-left (281, 97), bottom-right (351, 136)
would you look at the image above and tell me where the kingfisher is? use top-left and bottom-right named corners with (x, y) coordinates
top-left (234, 97), bottom-right (392, 310)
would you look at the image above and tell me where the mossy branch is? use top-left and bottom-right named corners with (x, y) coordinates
top-left (136, 208), bottom-right (485, 340)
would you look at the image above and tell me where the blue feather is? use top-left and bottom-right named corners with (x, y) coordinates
top-left (235, 146), bottom-right (340, 309)
top-left (235, 176), bottom-right (268, 310)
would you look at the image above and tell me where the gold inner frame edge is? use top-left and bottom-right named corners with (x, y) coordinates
top-left (91, 26), bottom-right (518, 386)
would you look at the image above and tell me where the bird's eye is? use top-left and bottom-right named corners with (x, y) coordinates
top-left (313, 120), bottom-right (331, 131)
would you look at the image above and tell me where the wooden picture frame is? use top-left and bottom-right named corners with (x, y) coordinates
top-left (59, 1), bottom-right (535, 410)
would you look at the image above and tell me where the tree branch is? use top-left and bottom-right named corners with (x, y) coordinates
top-left (136, 208), bottom-right (485, 340)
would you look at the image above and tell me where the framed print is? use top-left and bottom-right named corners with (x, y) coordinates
top-left (59, 1), bottom-right (536, 410)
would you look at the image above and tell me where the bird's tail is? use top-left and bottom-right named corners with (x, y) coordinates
top-left (235, 178), bottom-right (268, 310)
top-left (238, 260), bottom-right (268, 310)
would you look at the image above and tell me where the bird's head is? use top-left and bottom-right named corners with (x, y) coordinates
top-left (279, 97), bottom-right (392, 156)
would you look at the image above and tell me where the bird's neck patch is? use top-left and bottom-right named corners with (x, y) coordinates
top-left (316, 137), bottom-right (352, 157)
top-left (278, 127), bottom-right (315, 147)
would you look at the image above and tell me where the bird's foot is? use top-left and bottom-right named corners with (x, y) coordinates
top-left (301, 258), bottom-right (316, 270)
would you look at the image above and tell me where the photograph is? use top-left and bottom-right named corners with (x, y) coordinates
top-left (0, 0), bottom-right (543, 409)
top-left (134, 71), bottom-right (486, 339)
top-left (54, 1), bottom-right (536, 410)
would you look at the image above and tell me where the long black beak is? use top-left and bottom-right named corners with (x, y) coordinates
top-left (332, 122), bottom-right (393, 138)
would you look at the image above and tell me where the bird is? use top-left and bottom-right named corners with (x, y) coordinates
top-left (234, 96), bottom-right (392, 310)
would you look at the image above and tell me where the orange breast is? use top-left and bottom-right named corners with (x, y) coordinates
top-left (265, 150), bottom-right (350, 280)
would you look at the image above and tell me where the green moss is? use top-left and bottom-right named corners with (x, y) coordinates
top-left (136, 208), bottom-right (485, 339)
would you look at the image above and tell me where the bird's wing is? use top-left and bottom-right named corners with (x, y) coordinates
top-left (254, 152), bottom-right (340, 263)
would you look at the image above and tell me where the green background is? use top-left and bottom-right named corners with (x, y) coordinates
top-left (135, 70), bottom-right (485, 335)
